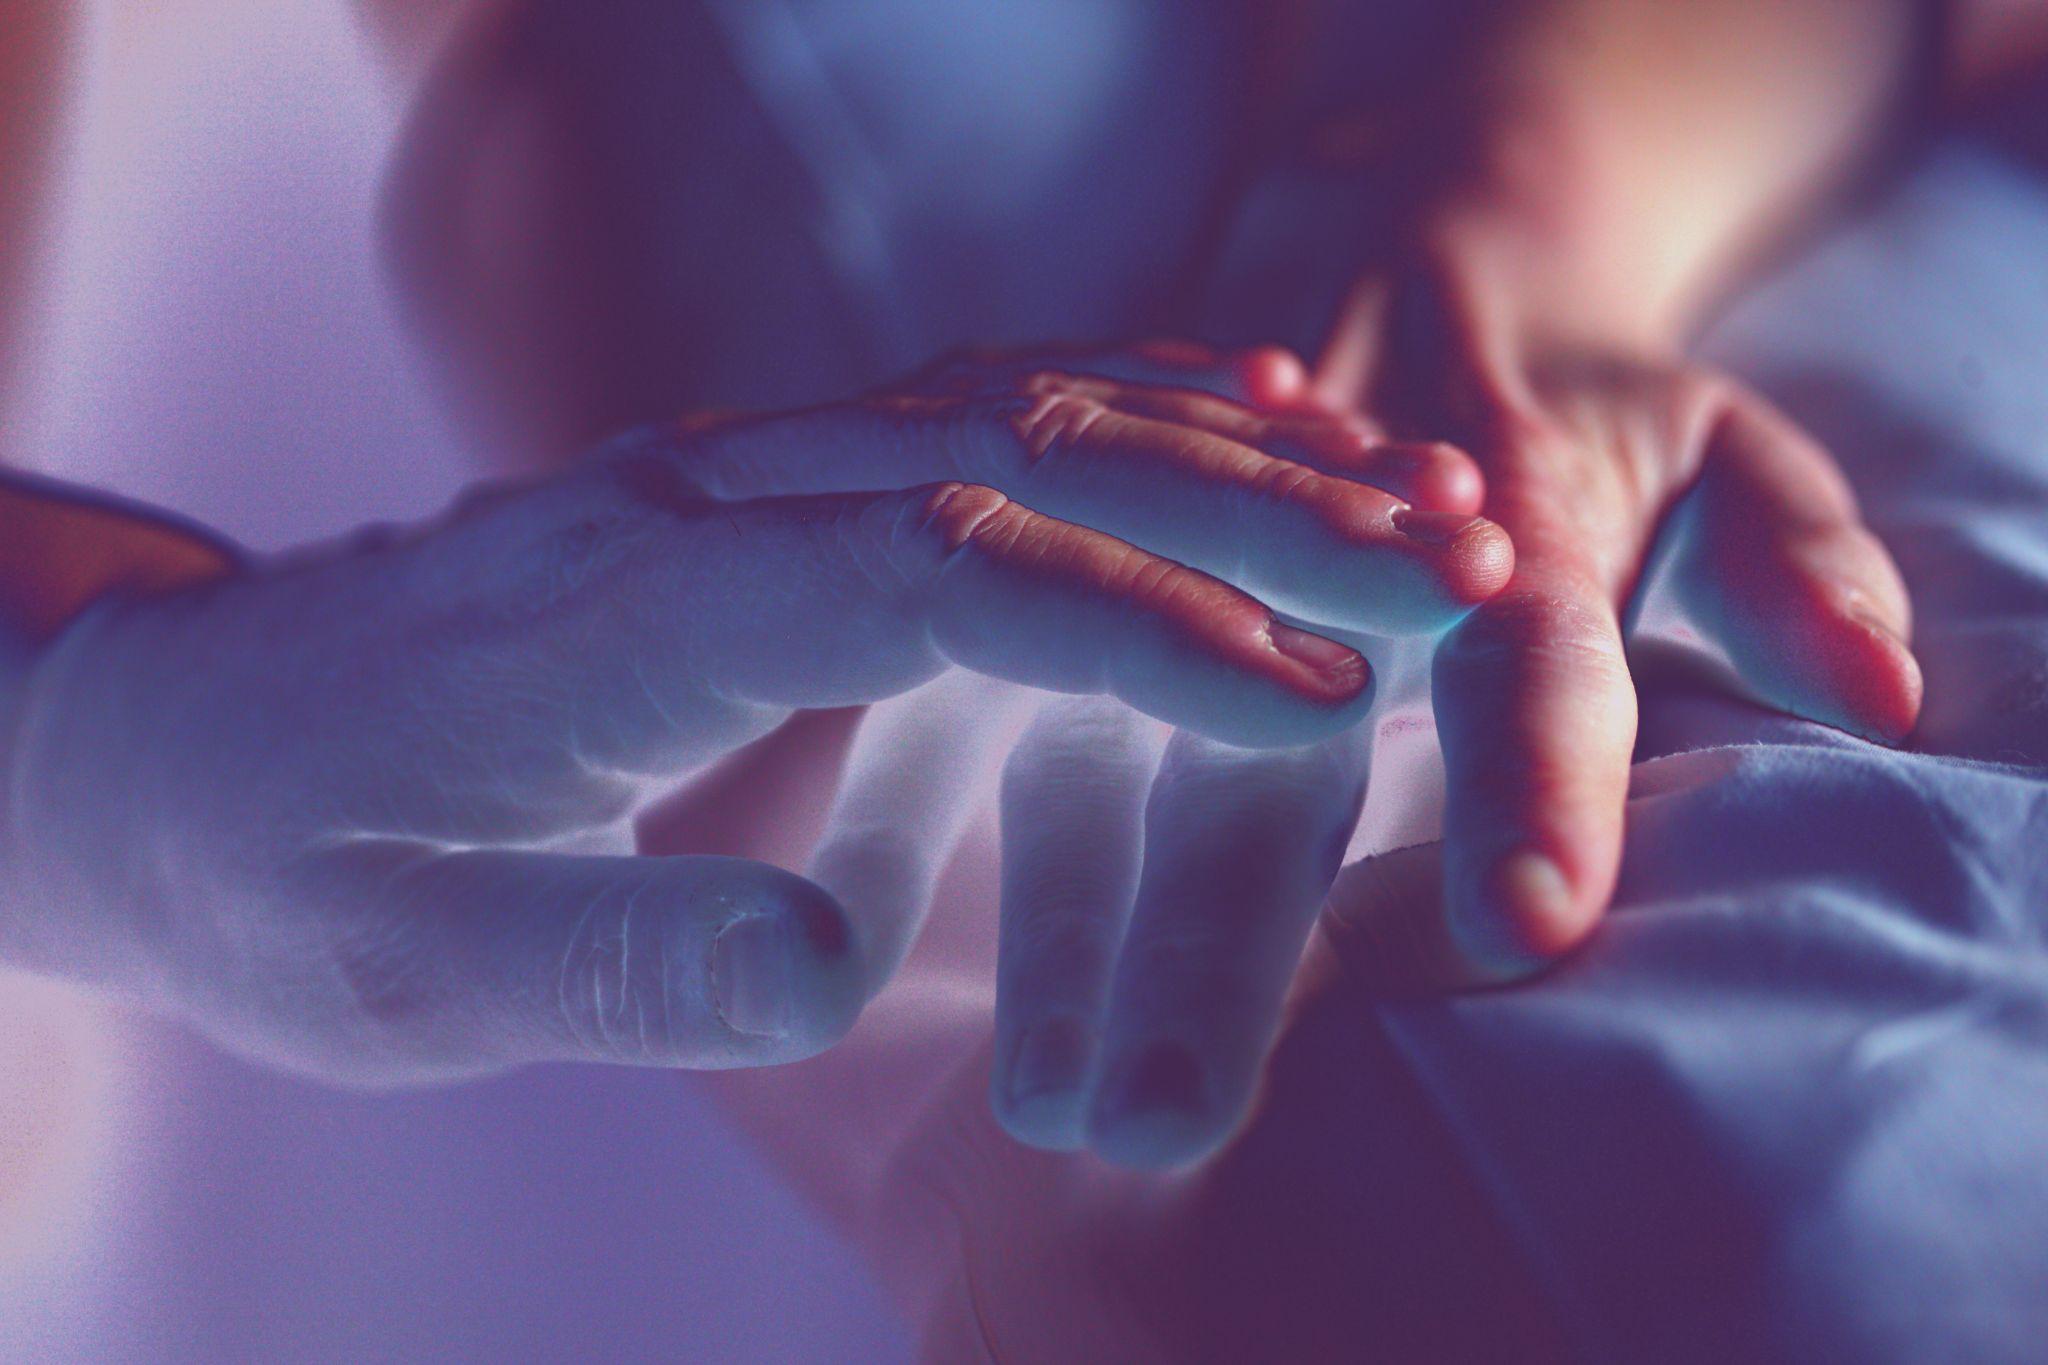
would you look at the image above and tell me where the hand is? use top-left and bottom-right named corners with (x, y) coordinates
top-left (1315, 240), bottom-right (1923, 972)
top-left (0, 350), bottom-right (1507, 1084)
top-left (777, 343), bottom-right (1500, 1169)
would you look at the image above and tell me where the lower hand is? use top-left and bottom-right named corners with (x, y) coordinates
top-left (974, 264), bottom-right (1922, 1168)
top-left (789, 344), bottom-right (1498, 1169)
top-left (1315, 237), bottom-right (1923, 973)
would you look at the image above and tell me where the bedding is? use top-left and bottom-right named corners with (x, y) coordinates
top-left (701, 145), bottom-right (2048, 1362)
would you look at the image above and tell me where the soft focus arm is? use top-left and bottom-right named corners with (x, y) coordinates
top-left (1338, 0), bottom-right (1926, 353)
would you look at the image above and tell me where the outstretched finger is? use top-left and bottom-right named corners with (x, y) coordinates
top-left (989, 695), bottom-right (1167, 1149)
top-left (394, 463), bottom-right (1379, 807)
top-left (629, 476), bottom-right (1380, 748)
top-left (1084, 727), bottom-right (1372, 1170)
top-left (807, 672), bottom-right (1043, 990)
top-left (1017, 373), bottom-right (1485, 514)
top-left (1670, 397), bottom-right (1922, 743)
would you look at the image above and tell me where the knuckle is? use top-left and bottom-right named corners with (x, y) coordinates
top-left (552, 889), bottom-right (695, 1065)
top-left (1006, 387), bottom-right (1110, 462)
top-left (1437, 591), bottom-right (1620, 679)
top-left (1116, 552), bottom-right (1188, 606)
top-left (1113, 552), bottom-right (1223, 619)
top-left (1250, 456), bottom-right (1322, 505)
top-left (910, 481), bottom-right (1014, 552)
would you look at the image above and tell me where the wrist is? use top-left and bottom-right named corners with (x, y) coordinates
top-left (0, 475), bottom-right (239, 971)
top-left (1423, 200), bottom-right (1695, 359)
top-left (1356, 0), bottom-right (1922, 359)
top-left (1349, 209), bottom-right (1677, 433)
top-left (1380, 97), bottom-right (1716, 364)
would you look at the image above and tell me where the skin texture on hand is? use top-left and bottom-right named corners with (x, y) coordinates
top-left (0, 348), bottom-right (1504, 1086)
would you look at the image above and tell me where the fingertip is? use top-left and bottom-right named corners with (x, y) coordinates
top-left (1392, 510), bottom-right (1516, 609)
top-left (1447, 517), bottom-right (1518, 605)
top-left (1109, 592), bottom-right (1374, 748)
top-left (1377, 441), bottom-right (1486, 515)
top-left (704, 866), bottom-right (867, 1061)
top-left (1794, 605), bottom-right (1916, 749)
top-left (1449, 850), bottom-right (1603, 979)
top-left (1737, 588), bottom-right (1926, 745)
top-left (1086, 1037), bottom-right (1225, 1171)
top-left (990, 1013), bottom-right (1093, 1151)
top-left (1875, 639), bottom-right (1925, 744)
top-left (1832, 603), bottom-right (1924, 744)
top-left (1267, 620), bottom-right (1374, 702)
top-left (994, 1090), bottom-right (1089, 1152)
top-left (1235, 346), bottom-right (1310, 408)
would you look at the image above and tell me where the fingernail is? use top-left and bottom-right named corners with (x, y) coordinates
top-left (1007, 1015), bottom-right (1091, 1109)
top-left (1844, 596), bottom-right (1907, 649)
top-left (1841, 598), bottom-right (1924, 744)
top-left (712, 914), bottom-right (793, 1037)
top-left (1096, 1038), bottom-right (1208, 1132)
top-left (1269, 622), bottom-right (1367, 687)
top-left (1451, 850), bottom-right (1574, 977)
top-left (1392, 508), bottom-right (1481, 546)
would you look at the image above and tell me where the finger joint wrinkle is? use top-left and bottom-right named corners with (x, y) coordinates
top-left (1007, 387), bottom-right (1108, 465)
top-left (916, 482), bottom-right (1019, 555)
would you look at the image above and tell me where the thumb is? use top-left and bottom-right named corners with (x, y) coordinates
top-left (1319, 842), bottom-right (1543, 997)
top-left (306, 845), bottom-right (868, 1077)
